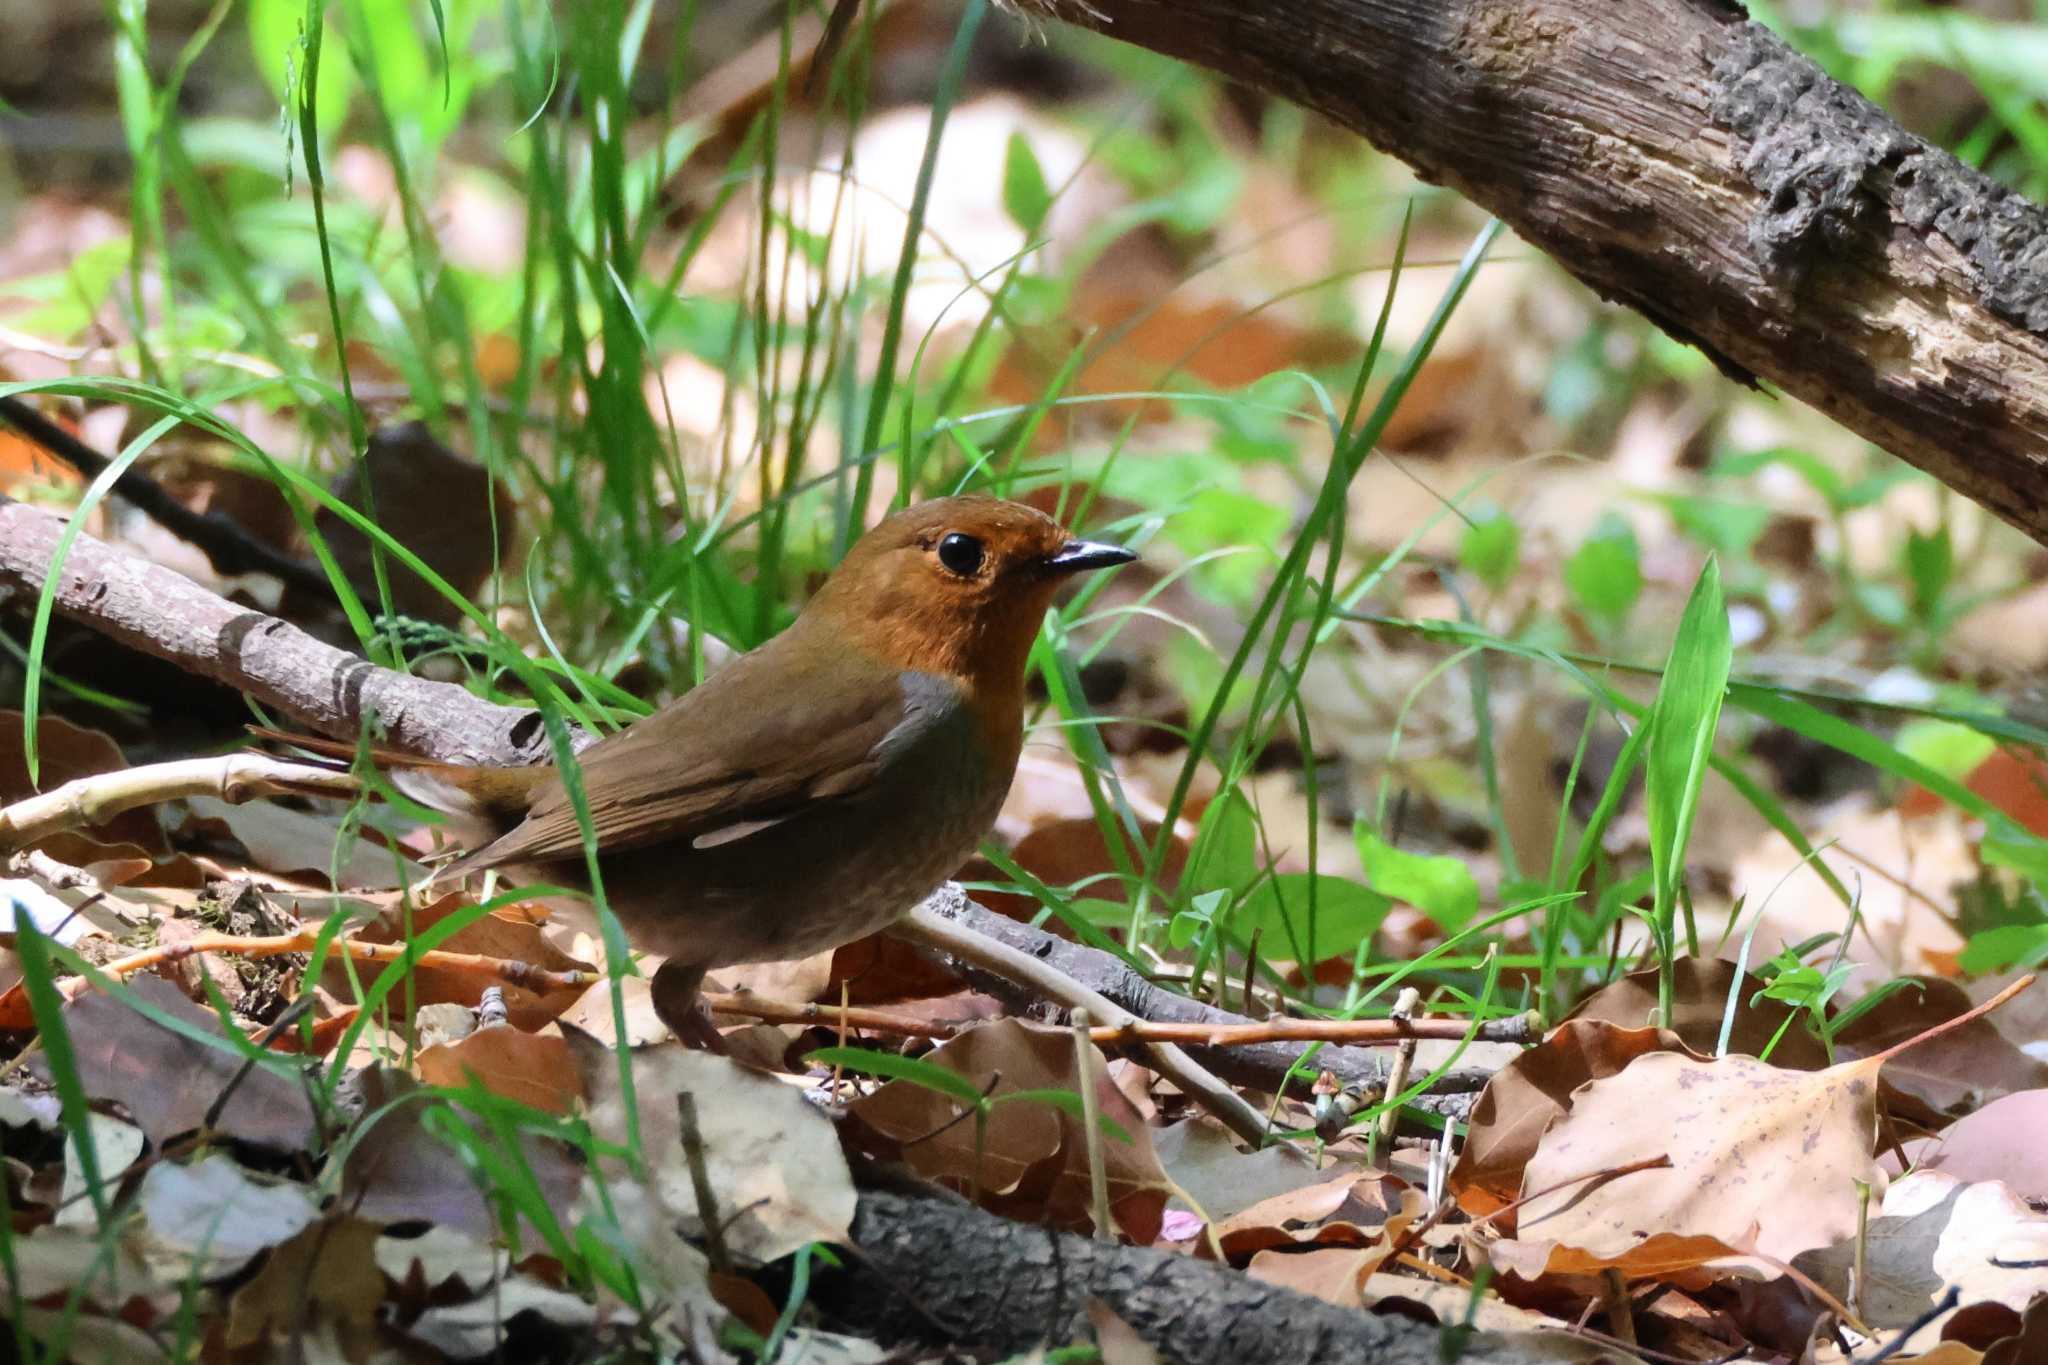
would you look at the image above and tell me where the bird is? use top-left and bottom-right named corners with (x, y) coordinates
top-left (264, 495), bottom-right (1134, 1040)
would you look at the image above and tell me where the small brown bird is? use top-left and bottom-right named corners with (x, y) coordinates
top-left (279, 496), bottom-right (1132, 1036)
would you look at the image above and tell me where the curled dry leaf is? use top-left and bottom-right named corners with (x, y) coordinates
top-left (1449, 1019), bottom-right (1680, 1224)
top-left (847, 1016), bottom-right (1172, 1243)
top-left (1209, 1170), bottom-right (1408, 1259)
top-left (1243, 1187), bottom-right (1427, 1307)
top-left (1511, 1049), bottom-right (1887, 1270)
top-left (573, 1030), bottom-right (856, 1264)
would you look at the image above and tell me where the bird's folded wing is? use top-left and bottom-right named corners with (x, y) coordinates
top-left (458, 658), bottom-right (944, 868)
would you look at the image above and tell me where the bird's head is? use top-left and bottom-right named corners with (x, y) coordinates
top-left (804, 494), bottom-right (1135, 697)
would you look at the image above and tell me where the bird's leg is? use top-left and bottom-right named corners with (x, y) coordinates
top-left (651, 960), bottom-right (727, 1053)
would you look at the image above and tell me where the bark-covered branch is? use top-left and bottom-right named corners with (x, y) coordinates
top-left (1030, 0), bottom-right (2048, 546)
top-left (0, 498), bottom-right (555, 767)
top-left (828, 1189), bottom-right (1595, 1364)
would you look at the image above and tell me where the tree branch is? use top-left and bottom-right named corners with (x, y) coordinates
top-left (1030, 0), bottom-right (2048, 546)
top-left (829, 1188), bottom-right (1595, 1364)
top-left (0, 498), bottom-right (555, 767)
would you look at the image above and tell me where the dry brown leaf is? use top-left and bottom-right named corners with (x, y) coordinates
top-left (279, 421), bottom-right (518, 632)
top-left (1514, 1049), bottom-right (1886, 1268)
top-left (1210, 1170), bottom-right (1405, 1258)
top-left (1243, 1188), bottom-right (1424, 1306)
top-left (1153, 1117), bottom-right (1327, 1225)
top-left (849, 1017), bottom-right (1172, 1243)
top-left (0, 710), bottom-right (166, 853)
top-left (1449, 1019), bottom-right (1680, 1223)
top-left (560, 970), bottom-right (673, 1047)
top-left (1984, 1298), bottom-right (2048, 1365)
top-left (1838, 979), bottom-right (2048, 1117)
top-left (225, 1218), bottom-right (384, 1352)
top-left (342, 1067), bottom-right (582, 1249)
top-left (43, 974), bottom-right (316, 1150)
top-left (1904, 1090), bottom-right (2048, 1198)
top-left (417, 1024), bottom-right (583, 1114)
top-left (1564, 957), bottom-right (1829, 1069)
top-left (575, 1034), bottom-right (856, 1263)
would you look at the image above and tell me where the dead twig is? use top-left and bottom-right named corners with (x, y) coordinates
top-left (0, 752), bottom-right (363, 855)
top-left (897, 901), bottom-right (1287, 1152)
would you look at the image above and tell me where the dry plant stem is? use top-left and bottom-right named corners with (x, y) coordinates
top-left (1375, 987), bottom-right (1423, 1153)
top-left (0, 499), bottom-right (564, 767)
top-left (1071, 1007), bottom-right (1114, 1243)
top-left (898, 902), bottom-right (1282, 1150)
top-left (1598, 1269), bottom-right (1636, 1348)
top-left (1027, 0), bottom-right (2048, 551)
top-left (60, 929), bottom-right (599, 1002)
top-left (0, 753), bottom-right (366, 855)
top-left (676, 1093), bottom-right (733, 1276)
top-left (706, 989), bottom-right (1535, 1051)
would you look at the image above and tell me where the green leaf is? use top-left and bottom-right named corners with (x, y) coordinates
top-left (1894, 718), bottom-right (1995, 786)
top-left (806, 1047), bottom-right (986, 1106)
top-left (1645, 557), bottom-right (1731, 948)
top-left (1904, 524), bottom-right (1953, 623)
top-left (1564, 514), bottom-right (1642, 627)
top-left (1458, 507), bottom-right (1521, 591)
top-left (1356, 826), bottom-right (1478, 930)
top-left (1169, 888), bottom-right (1229, 951)
top-left (1235, 873), bottom-right (1390, 963)
top-left (1001, 129), bottom-right (1053, 233)
top-left (1957, 923), bottom-right (2048, 975)
top-left (1184, 790), bottom-right (1257, 896)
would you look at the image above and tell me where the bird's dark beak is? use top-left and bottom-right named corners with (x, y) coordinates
top-left (1044, 539), bottom-right (1136, 576)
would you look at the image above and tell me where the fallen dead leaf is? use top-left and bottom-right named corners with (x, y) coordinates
top-left (847, 1017), bottom-right (1172, 1243)
top-left (1450, 1019), bottom-right (1680, 1224)
top-left (1514, 1048), bottom-right (1887, 1268)
top-left (38, 974), bottom-right (316, 1150)
top-left (225, 1218), bottom-right (385, 1352)
top-left (418, 1023), bottom-right (584, 1114)
top-left (575, 1032), bottom-right (856, 1263)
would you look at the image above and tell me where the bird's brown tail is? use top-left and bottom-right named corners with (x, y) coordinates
top-left (245, 727), bottom-right (549, 826)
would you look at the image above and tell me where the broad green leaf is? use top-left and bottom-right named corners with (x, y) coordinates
top-left (1894, 718), bottom-right (1995, 785)
top-left (1356, 826), bottom-right (1478, 930)
top-left (1234, 873), bottom-right (1390, 964)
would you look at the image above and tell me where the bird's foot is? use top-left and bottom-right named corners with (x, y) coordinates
top-left (651, 961), bottom-right (728, 1055)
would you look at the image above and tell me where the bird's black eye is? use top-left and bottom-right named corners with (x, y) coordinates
top-left (936, 532), bottom-right (985, 577)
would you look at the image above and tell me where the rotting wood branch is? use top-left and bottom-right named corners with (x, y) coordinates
top-left (1023, 0), bottom-right (2048, 548)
